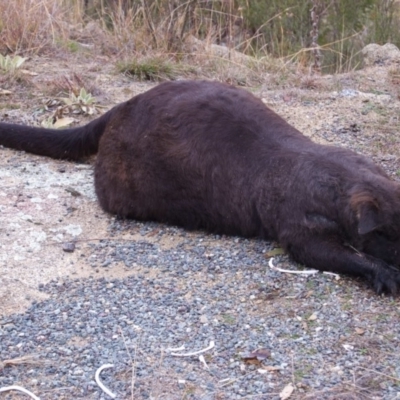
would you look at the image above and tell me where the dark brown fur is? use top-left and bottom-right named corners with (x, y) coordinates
top-left (1, 80), bottom-right (400, 294)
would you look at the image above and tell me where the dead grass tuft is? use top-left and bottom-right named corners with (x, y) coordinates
top-left (43, 72), bottom-right (100, 97)
top-left (0, 0), bottom-right (299, 85)
top-left (0, 355), bottom-right (43, 370)
top-left (0, 0), bottom-right (70, 54)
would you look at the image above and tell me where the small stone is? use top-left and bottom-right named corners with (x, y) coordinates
top-left (62, 242), bottom-right (76, 253)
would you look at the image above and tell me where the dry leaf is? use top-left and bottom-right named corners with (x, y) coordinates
top-left (355, 328), bottom-right (365, 335)
top-left (241, 348), bottom-right (271, 365)
top-left (241, 348), bottom-right (270, 360)
top-left (0, 89), bottom-right (12, 95)
top-left (21, 69), bottom-right (38, 76)
top-left (342, 344), bottom-right (354, 351)
top-left (308, 312), bottom-right (317, 321)
top-left (265, 247), bottom-right (285, 257)
top-left (65, 187), bottom-right (82, 197)
top-left (53, 117), bottom-right (75, 128)
top-left (258, 366), bottom-right (281, 374)
top-left (280, 382), bottom-right (294, 400)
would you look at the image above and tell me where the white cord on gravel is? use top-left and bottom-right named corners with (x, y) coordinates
top-left (0, 385), bottom-right (40, 400)
top-left (170, 340), bottom-right (215, 357)
top-left (269, 257), bottom-right (319, 275)
top-left (95, 364), bottom-right (116, 399)
top-left (198, 354), bottom-right (209, 370)
top-left (269, 257), bottom-right (340, 279)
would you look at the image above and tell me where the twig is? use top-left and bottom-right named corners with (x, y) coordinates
top-left (140, 0), bottom-right (158, 47)
top-left (291, 352), bottom-right (295, 386)
top-left (310, 0), bottom-right (321, 73)
top-left (0, 355), bottom-right (42, 369)
top-left (357, 366), bottom-right (400, 383)
top-left (95, 364), bottom-right (116, 399)
top-left (118, 326), bottom-right (141, 400)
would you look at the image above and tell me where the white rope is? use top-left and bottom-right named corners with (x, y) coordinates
top-left (95, 364), bottom-right (116, 399)
top-left (170, 341), bottom-right (215, 357)
top-left (0, 385), bottom-right (40, 400)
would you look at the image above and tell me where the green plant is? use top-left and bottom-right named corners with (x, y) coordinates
top-left (63, 87), bottom-right (97, 114)
top-left (0, 54), bottom-right (26, 73)
top-left (41, 87), bottom-right (100, 129)
top-left (294, 364), bottom-right (312, 380)
top-left (65, 40), bottom-right (80, 53)
top-left (221, 313), bottom-right (236, 325)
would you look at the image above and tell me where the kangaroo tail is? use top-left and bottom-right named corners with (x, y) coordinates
top-left (0, 106), bottom-right (118, 161)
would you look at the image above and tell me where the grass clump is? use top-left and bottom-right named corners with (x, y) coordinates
top-left (118, 57), bottom-right (190, 81)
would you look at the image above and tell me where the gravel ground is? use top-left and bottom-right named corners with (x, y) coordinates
top-left (1, 221), bottom-right (400, 399)
top-left (1, 55), bottom-right (400, 399)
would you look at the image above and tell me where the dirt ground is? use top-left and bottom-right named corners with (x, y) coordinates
top-left (1, 53), bottom-right (400, 317)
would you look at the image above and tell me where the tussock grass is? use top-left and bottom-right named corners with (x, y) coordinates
top-left (117, 56), bottom-right (189, 81)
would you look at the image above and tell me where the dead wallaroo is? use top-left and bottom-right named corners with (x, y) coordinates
top-left (1, 80), bottom-right (400, 295)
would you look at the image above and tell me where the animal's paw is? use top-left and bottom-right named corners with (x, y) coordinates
top-left (370, 266), bottom-right (400, 296)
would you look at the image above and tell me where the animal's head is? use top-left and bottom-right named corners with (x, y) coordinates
top-left (350, 183), bottom-right (400, 267)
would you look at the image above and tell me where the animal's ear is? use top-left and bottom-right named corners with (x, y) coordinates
top-left (357, 202), bottom-right (382, 235)
top-left (350, 191), bottom-right (382, 235)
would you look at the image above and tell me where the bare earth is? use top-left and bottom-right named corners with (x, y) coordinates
top-left (0, 54), bottom-right (400, 399)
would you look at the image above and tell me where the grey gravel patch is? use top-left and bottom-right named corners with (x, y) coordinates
top-left (1, 221), bottom-right (399, 399)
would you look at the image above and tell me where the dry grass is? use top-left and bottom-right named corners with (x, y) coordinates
top-left (0, 354), bottom-right (44, 370)
top-left (0, 0), bottom-right (283, 80)
top-left (0, 0), bottom-right (399, 78)
top-left (0, 0), bottom-right (70, 54)
top-left (0, 0), bottom-right (368, 83)
top-left (44, 72), bottom-right (100, 97)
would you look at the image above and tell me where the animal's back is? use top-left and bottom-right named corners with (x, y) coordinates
top-left (94, 81), bottom-right (305, 236)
